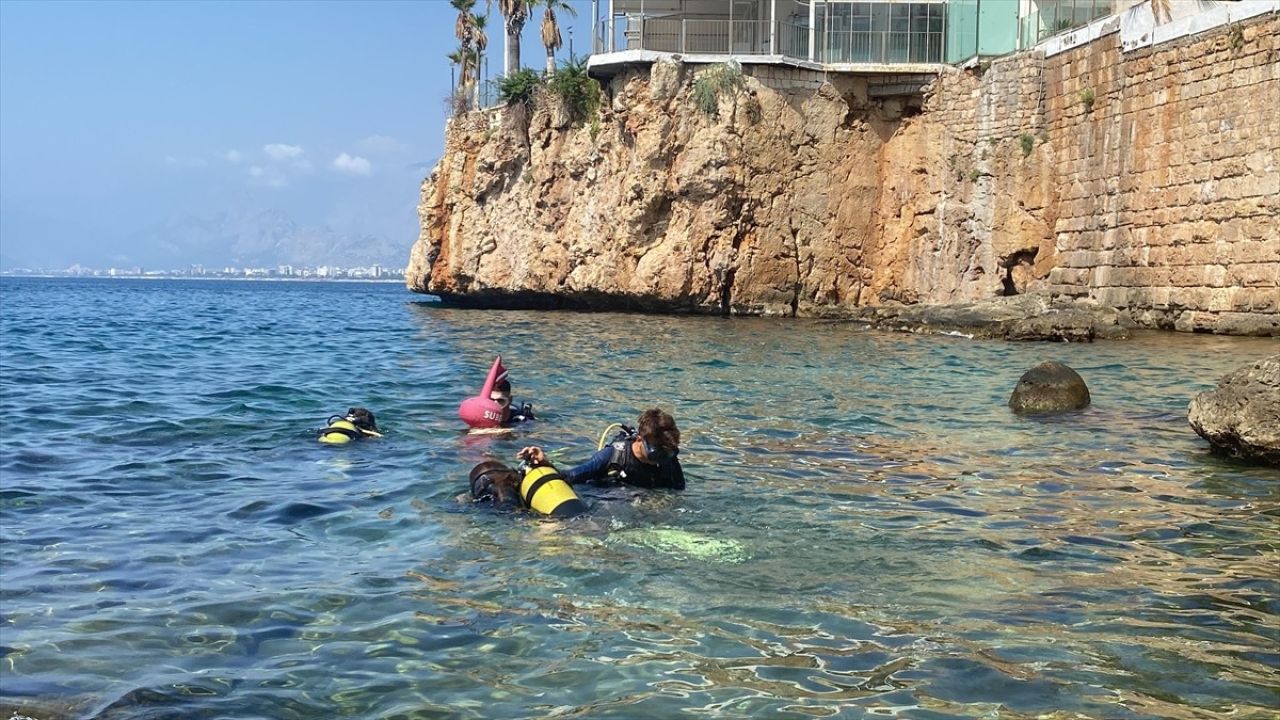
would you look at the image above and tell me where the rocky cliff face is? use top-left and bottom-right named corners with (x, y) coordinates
top-left (407, 15), bottom-right (1278, 334)
top-left (407, 61), bottom-right (1055, 316)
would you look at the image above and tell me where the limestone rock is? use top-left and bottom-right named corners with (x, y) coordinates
top-left (843, 295), bottom-right (1130, 341)
top-left (406, 63), bottom-right (1060, 318)
top-left (1009, 362), bottom-right (1091, 413)
top-left (1188, 355), bottom-right (1280, 466)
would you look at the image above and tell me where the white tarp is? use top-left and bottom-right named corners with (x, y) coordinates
top-left (1120, 0), bottom-right (1280, 52)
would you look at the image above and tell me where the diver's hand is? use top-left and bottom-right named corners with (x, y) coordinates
top-left (518, 446), bottom-right (547, 466)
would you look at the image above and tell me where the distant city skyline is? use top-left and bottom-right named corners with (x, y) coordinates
top-left (1, 262), bottom-right (404, 281)
top-left (0, 0), bottom-right (596, 271)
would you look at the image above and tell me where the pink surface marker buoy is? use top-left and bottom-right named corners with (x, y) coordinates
top-left (458, 356), bottom-right (508, 429)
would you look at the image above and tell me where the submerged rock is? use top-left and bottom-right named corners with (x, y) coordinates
top-left (1188, 355), bottom-right (1280, 467)
top-left (843, 295), bottom-right (1131, 342)
top-left (1009, 362), bottom-right (1091, 413)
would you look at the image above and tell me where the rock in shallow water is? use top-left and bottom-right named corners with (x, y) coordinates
top-left (1009, 362), bottom-right (1091, 413)
top-left (1188, 355), bottom-right (1280, 467)
top-left (841, 295), bottom-right (1131, 342)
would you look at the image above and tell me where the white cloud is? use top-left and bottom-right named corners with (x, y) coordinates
top-left (356, 135), bottom-right (409, 155)
top-left (224, 149), bottom-right (244, 163)
top-left (263, 143), bottom-right (304, 161)
top-left (332, 153), bottom-right (372, 176)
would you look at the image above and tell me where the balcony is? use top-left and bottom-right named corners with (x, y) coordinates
top-left (589, 0), bottom-right (952, 74)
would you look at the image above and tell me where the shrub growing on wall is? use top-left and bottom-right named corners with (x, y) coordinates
top-left (1019, 133), bottom-right (1035, 157)
top-left (497, 68), bottom-right (543, 105)
top-left (693, 62), bottom-right (745, 117)
top-left (547, 56), bottom-right (601, 125)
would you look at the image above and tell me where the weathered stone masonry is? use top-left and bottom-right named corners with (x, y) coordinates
top-left (1041, 15), bottom-right (1279, 334)
top-left (407, 13), bottom-right (1279, 335)
top-left (920, 13), bottom-right (1279, 335)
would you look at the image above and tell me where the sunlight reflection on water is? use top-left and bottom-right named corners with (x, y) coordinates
top-left (0, 278), bottom-right (1276, 720)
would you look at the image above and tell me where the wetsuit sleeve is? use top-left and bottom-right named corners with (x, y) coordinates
top-left (666, 456), bottom-right (686, 491)
top-left (563, 447), bottom-right (615, 485)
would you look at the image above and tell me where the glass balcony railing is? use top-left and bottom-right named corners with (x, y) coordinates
top-left (1018, 0), bottom-right (1113, 48)
top-left (589, 0), bottom-right (1118, 69)
top-left (595, 11), bottom-right (946, 65)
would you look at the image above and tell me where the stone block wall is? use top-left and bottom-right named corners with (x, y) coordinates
top-left (745, 64), bottom-right (826, 92)
top-left (1042, 14), bottom-right (1279, 334)
top-left (928, 53), bottom-right (1048, 146)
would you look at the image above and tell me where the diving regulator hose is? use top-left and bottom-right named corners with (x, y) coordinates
top-left (597, 423), bottom-right (625, 451)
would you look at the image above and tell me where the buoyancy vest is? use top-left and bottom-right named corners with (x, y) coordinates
top-left (601, 429), bottom-right (681, 489)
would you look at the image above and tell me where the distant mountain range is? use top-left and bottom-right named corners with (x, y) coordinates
top-left (128, 208), bottom-right (411, 269)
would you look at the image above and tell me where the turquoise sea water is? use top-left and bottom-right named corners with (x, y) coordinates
top-left (1, 276), bottom-right (1277, 720)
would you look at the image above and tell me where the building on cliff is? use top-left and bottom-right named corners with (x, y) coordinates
top-left (586, 0), bottom-right (1141, 70)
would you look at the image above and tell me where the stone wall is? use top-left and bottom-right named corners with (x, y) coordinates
top-left (916, 11), bottom-right (1279, 334)
top-left (921, 53), bottom-right (1059, 297)
top-left (1042, 15), bottom-right (1279, 334)
top-left (407, 13), bottom-right (1278, 335)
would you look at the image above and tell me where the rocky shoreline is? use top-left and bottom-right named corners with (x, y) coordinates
top-left (427, 291), bottom-right (1132, 342)
top-left (827, 295), bottom-right (1132, 342)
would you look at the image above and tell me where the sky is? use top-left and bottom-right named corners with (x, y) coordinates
top-left (0, 0), bottom-right (597, 270)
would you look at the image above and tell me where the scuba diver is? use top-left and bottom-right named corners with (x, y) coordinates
top-left (490, 377), bottom-right (535, 426)
top-left (318, 407), bottom-right (383, 444)
top-left (519, 408), bottom-right (684, 490)
top-left (469, 458), bottom-right (586, 518)
top-left (458, 356), bottom-right (535, 430)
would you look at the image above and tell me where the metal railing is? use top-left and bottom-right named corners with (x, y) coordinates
top-left (597, 15), bottom-right (947, 64)
top-left (591, 2), bottom-right (1132, 68)
top-left (816, 26), bottom-right (945, 64)
top-left (603, 17), bottom-right (800, 56)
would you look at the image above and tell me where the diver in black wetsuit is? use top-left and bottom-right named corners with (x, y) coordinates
top-left (519, 408), bottom-right (685, 491)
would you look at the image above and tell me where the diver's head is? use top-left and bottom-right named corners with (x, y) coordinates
top-left (346, 407), bottom-right (378, 433)
top-left (490, 380), bottom-right (513, 420)
top-left (469, 461), bottom-right (521, 507)
top-left (634, 408), bottom-right (680, 465)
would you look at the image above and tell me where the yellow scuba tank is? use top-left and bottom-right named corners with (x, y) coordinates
top-left (319, 418), bottom-right (360, 444)
top-left (519, 464), bottom-right (586, 518)
top-left (319, 410), bottom-right (383, 445)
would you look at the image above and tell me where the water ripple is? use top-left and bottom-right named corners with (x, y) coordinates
top-left (1, 278), bottom-right (1277, 720)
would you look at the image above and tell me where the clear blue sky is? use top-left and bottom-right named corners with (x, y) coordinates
top-left (0, 0), bottom-right (596, 269)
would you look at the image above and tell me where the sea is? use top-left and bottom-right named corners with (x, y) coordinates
top-left (1, 276), bottom-right (1276, 720)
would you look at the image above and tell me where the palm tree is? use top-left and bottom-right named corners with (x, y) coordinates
top-left (471, 12), bottom-right (489, 107)
top-left (446, 47), bottom-right (474, 112)
top-left (538, 0), bottom-right (576, 76)
top-left (499, 0), bottom-right (530, 77)
top-left (450, 0), bottom-right (479, 110)
top-left (452, 0), bottom-right (477, 43)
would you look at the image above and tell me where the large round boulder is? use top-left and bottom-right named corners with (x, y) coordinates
top-left (1188, 355), bottom-right (1280, 466)
top-left (1009, 362), bottom-right (1091, 413)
